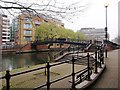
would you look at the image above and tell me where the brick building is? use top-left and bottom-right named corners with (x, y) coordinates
top-left (11, 12), bottom-right (64, 45)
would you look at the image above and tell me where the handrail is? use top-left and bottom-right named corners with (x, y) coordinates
top-left (53, 46), bottom-right (70, 59)
top-left (53, 45), bottom-right (81, 60)
top-left (33, 83), bottom-right (47, 89)
top-left (0, 45), bottom-right (105, 90)
top-left (0, 66), bottom-right (46, 79)
top-left (0, 54), bottom-right (88, 79)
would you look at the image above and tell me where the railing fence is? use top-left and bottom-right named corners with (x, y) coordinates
top-left (0, 46), bottom-right (104, 90)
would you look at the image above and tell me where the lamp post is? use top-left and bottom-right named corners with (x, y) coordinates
top-left (104, 3), bottom-right (109, 58)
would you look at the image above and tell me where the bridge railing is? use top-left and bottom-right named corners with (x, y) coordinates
top-left (53, 46), bottom-right (70, 59)
top-left (0, 46), bottom-right (104, 90)
top-left (53, 45), bottom-right (80, 59)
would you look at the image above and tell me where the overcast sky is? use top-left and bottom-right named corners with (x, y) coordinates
top-left (62, 0), bottom-right (119, 40)
top-left (1, 0), bottom-right (118, 40)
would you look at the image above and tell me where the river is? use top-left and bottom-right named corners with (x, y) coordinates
top-left (1, 52), bottom-right (54, 72)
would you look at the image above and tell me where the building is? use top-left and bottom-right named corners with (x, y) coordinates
top-left (11, 13), bottom-right (44, 45)
top-left (10, 17), bottom-right (18, 42)
top-left (80, 28), bottom-right (109, 41)
top-left (11, 12), bottom-right (64, 45)
top-left (0, 14), bottom-right (10, 46)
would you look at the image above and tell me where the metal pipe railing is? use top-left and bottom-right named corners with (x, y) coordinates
top-left (0, 45), bottom-right (105, 90)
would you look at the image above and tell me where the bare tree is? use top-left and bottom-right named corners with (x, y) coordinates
top-left (0, 0), bottom-right (90, 21)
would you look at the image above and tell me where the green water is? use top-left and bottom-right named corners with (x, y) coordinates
top-left (1, 52), bottom-right (54, 71)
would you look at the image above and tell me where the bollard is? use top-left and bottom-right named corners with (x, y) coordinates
top-left (95, 51), bottom-right (98, 73)
top-left (46, 62), bottom-right (50, 90)
top-left (87, 53), bottom-right (91, 80)
top-left (71, 56), bottom-right (76, 89)
top-left (5, 70), bottom-right (11, 90)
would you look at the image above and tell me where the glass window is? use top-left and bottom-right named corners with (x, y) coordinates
top-left (24, 17), bottom-right (32, 23)
top-left (24, 30), bottom-right (32, 35)
top-left (24, 23), bottom-right (32, 28)
top-left (23, 36), bottom-right (32, 41)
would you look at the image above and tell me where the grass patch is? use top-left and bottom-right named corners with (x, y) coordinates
top-left (15, 77), bottom-right (37, 86)
top-left (34, 71), bottom-right (60, 77)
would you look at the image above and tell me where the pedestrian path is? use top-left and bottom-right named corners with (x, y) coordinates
top-left (86, 49), bottom-right (119, 89)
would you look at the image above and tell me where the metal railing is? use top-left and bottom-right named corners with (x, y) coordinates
top-left (0, 46), bottom-right (104, 90)
top-left (53, 45), bottom-right (80, 59)
top-left (53, 46), bottom-right (71, 59)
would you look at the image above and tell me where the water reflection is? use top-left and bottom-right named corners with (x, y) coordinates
top-left (2, 52), bottom-right (52, 71)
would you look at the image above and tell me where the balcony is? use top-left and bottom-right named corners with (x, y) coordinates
top-left (2, 39), bottom-right (10, 42)
top-left (2, 28), bottom-right (10, 31)
top-left (2, 32), bottom-right (10, 35)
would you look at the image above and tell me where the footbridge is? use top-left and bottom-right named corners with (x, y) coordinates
top-left (30, 40), bottom-right (103, 50)
top-left (31, 40), bottom-right (89, 46)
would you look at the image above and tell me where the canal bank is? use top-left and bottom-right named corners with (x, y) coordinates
top-left (0, 54), bottom-right (106, 89)
top-left (1, 48), bottom-right (62, 54)
top-left (0, 63), bottom-right (87, 89)
top-left (1, 48), bottom-right (72, 72)
top-left (1, 51), bottom-right (56, 72)
top-left (1, 48), bottom-right (107, 89)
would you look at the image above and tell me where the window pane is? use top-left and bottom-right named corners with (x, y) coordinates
top-left (24, 30), bottom-right (32, 35)
top-left (23, 36), bottom-right (32, 41)
top-left (24, 17), bottom-right (32, 23)
top-left (24, 24), bottom-right (32, 29)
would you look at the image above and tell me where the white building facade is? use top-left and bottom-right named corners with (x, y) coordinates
top-left (0, 14), bottom-right (10, 46)
top-left (80, 28), bottom-right (109, 41)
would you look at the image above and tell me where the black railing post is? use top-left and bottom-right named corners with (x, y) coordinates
top-left (46, 62), bottom-right (50, 90)
top-left (87, 53), bottom-right (91, 80)
top-left (95, 51), bottom-right (98, 73)
top-left (105, 45), bottom-right (107, 58)
top-left (5, 70), bottom-right (11, 90)
top-left (71, 56), bottom-right (76, 89)
top-left (102, 48), bottom-right (104, 64)
top-left (99, 49), bottom-right (102, 68)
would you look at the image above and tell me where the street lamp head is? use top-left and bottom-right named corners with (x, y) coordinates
top-left (104, 3), bottom-right (109, 8)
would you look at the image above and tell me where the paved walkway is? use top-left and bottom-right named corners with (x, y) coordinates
top-left (86, 49), bottom-right (119, 89)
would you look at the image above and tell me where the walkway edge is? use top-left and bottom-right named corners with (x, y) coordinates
top-left (76, 64), bottom-right (106, 89)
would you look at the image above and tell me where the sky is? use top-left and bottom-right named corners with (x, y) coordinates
top-left (62, 0), bottom-right (119, 40)
top-left (0, 0), bottom-right (119, 40)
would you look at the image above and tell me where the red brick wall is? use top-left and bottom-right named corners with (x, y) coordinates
top-left (21, 44), bottom-right (31, 51)
top-left (36, 45), bottom-right (48, 49)
top-left (21, 44), bottom-right (48, 51)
